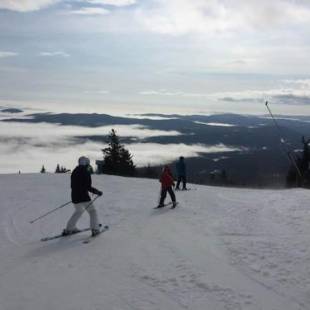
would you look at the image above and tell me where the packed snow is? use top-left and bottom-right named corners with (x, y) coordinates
top-left (1, 173), bottom-right (310, 310)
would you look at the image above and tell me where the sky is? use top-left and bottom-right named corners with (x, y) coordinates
top-left (1, 0), bottom-right (310, 173)
top-left (0, 0), bottom-right (310, 115)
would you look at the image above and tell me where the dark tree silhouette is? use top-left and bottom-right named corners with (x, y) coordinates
top-left (101, 129), bottom-right (135, 176)
top-left (287, 136), bottom-right (310, 187)
top-left (55, 164), bottom-right (61, 173)
top-left (55, 164), bottom-right (70, 173)
top-left (301, 136), bottom-right (310, 185)
top-left (144, 164), bottom-right (158, 178)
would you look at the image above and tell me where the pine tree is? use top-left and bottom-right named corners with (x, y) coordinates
top-left (55, 164), bottom-right (61, 173)
top-left (286, 136), bottom-right (310, 187)
top-left (119, 147), bottom-right (135, 176)
top-left (101, 129), bottom-right (136, 176)
top-left (301, 136), bottom-right (310, 185)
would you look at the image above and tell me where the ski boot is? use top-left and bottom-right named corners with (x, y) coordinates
top-left (91, 228), bottom-right (101, 237)
top-left (62, 228), bottom-right (80, 236)
top-left (171, 201), bottom-right (178, 209)
top-left (155, 204), bottom-right (165, 209)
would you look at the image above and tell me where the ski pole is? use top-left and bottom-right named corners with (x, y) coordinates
top-left (30, 195), bottom-right (101, 224)
top-left (29, 201), bottom-right (72, 224)
top-left (84, 195), bottom-right (101, 211)
top-left (265, 101), bottom-right (303, 178)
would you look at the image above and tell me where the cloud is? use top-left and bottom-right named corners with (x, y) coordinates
top-left (0, 120), bottom-right (180, 172)
top-left (219, 92), bottom-right (310, 105)
top-left (85, 0), bottom-right (136, 7)
top-left (83, 89), bottom-right (110, 94)
top-left (194, 121), bottom-right (236, 127)
top-left (68, 7), bottom-right (110, 15)
top-left (0, 51), bottom-right (18, 58)
top-left (220, 97), bottom-right (259, 103)
top-left (0, 122), bottom-right (181, 144)
top-left (127, 143), bottom-right (242, 167)
top-left (2, 0), bottom-right (310, 40)
top-left (39, 51), bottom-right (70, 57)
top-left (135, 0), bottom-right (229, 35)
top-left (0, 118), bottom-right (244, 172)
top-left (0, 139), bottom-right (241, 173)
top-left (0, 138), bottom-right (103, 173)
top-left (0, 0), bottom-right (134, 13)
top-left (0, 0), bottom-right (60, 12)
top-left (139, 90), bottom-right (209, 97)
top-left (0, 113), bottom-right (33, 121)
top-left (273, 94), bottom-right (310, 105)
top-left (217, 78), bottom-right (310, 105)
top-left (126, 114), bottom-right (177, 120)
top-left (282, 79), bottom-right (310, 89)
top-left (135, 0), bottom-right (310, 35)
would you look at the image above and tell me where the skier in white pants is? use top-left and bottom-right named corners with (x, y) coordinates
top-left (63, 156), bottom-right (102, 237)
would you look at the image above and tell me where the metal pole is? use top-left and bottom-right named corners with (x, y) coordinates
top-left (265, 101), bottom-right (303, 178)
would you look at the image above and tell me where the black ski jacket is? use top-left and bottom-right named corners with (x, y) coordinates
top-left (71, 165), bottom-right (100, 204)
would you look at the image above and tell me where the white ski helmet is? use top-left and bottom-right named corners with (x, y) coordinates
top-left (78, 156), bottom-right (90, 166)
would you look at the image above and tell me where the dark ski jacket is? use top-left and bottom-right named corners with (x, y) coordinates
top-left (176, 160), bottom-right (186, 177)
top-left (71, 165), bottom-right (100, 204)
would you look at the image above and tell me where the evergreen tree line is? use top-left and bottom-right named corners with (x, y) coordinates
top-left (40, 129), bottom-right (310, 189)
top-left (286, 136), bottom-right (310, 188)
top-left (92, 130), bottom-right (310, 188)
top-left (55, 164), bottom-right (70, 174)
top-left (40, 164), bottom-right (70, 174)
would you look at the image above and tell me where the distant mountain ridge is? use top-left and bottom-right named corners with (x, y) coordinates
top-left (3, 111), bottom-right (310, 186)
top-left (1, 108), bottom-right (23, 113)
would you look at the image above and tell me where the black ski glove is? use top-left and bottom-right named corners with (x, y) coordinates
top-left (92, 188), bottom-right (102, 196)
top-left (96, 190), bottom-right (103, 196)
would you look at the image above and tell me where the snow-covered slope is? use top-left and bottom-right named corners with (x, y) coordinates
top-left (1, 174), bottom-right (310, 310)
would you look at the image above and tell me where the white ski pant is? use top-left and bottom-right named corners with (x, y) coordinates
top-left (66, 201), bottom-right (99, 230)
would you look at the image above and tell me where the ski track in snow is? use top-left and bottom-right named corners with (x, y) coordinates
top-left (0, 174), bottom-right (309, 309)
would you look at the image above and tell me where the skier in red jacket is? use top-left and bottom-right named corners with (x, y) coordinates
top-left (157, 165), bottom-right (177, 208)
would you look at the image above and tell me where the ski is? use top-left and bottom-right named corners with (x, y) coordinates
top-left (154, 202), bottom-right (173, 209)
top-left (154, 202), bottom-right (179, 209)
top-left (41, 227), bottom-right (91, 242)
top-left (82, 225), bottom-right (109, 244)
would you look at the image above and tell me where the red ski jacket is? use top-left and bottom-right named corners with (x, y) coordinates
top-left (160, 167), bottom-right (175, 189)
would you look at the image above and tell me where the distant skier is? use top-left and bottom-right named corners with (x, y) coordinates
top-left (62, 156), bottom-right (103, 237)
top-left (157, 165), bottom-right (177, 208)
top-left (175, 156), bottom-right (187, 190)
